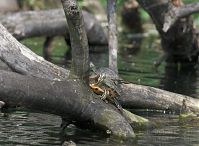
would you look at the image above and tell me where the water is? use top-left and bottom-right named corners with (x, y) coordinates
top-left (1, 33), bottom-right (199, 145)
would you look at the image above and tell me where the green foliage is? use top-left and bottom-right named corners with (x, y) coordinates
top-left (183, 0), bottom-right (197, 4)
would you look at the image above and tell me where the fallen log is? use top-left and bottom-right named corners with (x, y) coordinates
top-left (120, 83), bottom-right (199, 112)
top-left (0, 23), bottom-right (69, 80)
top-left (0, 9), bottom-right (108, 45)
top-left (0, 6), bottom-right (136, 139)
top-left (0, 70), bottom-right (135, 138)
top-left (1, 23), bottom-right (199, 113)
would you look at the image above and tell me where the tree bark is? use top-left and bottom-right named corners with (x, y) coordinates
top-left (1, 22), bottom-right (199, 113)
top-left (0, 24), bottom-right (69, 80)
top-left (61, 0), bottom-right (89, 83)
top-left (107, 0), bottom-right (118, 73)
top-left (0, 70), bottom-right (135, 138)
top-left (120, 83), bottom-right (199, 112)
top-left (164, 1), bottom-right (199, 32)
top-left (137, 0), bottom-right (199, 63)
top-left (0, 7), bottom-right (136, 138)
top-left (1, 4), bottom-right (199, 137)
top-left (0, 9), bottom-right (108, 45)
top-left (0, 0), bottom-right (19, 13)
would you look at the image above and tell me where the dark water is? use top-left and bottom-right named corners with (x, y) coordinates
top-left (1, 33), bottom-right (199, 146)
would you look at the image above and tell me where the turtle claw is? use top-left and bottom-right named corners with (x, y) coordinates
top-left (97, 73), bottom-right (105, 84)
top-left (101, 89), bottom-right (107, 100)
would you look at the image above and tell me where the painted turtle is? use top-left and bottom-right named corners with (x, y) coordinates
top-left (89, 63), bottom-right (123, 111)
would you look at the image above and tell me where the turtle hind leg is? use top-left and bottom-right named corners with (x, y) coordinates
top-left (101, 89), bottom-right (108, 100)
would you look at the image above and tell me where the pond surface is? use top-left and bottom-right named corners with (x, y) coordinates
top-left (1, 33), bottom-right (199, 146)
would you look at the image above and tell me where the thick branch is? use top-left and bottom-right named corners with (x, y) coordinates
top-left (107, 0), bottom-right (118, 73)
top-left (0, 18), bottom-right (136, 139)
top-left (163, 2), bottom-right (199, 32)
top-left (61, 0), bottom-right (89, 83)
top-left (0, 24), bottom-right (69, 80)
top-left (1, 22), bottom-right (199, 113)
top-left (120, 84), bottom-right (199, 112)
top-left (137, 0), bottom-right (199, 63)
top-left (0, 9), bottom-right (108, 45)
top-left (0, 70), bottom-right (135, 138)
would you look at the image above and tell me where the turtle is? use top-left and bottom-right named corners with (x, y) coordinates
top-left (89, 63), bottom-right (123, 112)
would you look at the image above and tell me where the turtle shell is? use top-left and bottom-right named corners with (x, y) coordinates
top-left (95, 67), bottom-right (120, 80)
top-left (95, 67), bottom-right (122, 95)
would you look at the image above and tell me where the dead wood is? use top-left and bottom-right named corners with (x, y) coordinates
top-left (0, 9), bottom-right (108, 45)
top-left (137, 0), bottom-right (199, 63)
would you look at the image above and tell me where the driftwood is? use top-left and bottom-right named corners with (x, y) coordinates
top-left (0, 70), bottom-right (135, 138)
top-left (120, 83), bottom-right (199, 112)
top-left (0, 9), bottom-right (107, 45)
top-left (0, 23), bottom-right (135, 138)
top-left (1, 19), bottom-right (198, 113)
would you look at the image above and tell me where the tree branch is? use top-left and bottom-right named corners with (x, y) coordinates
top-left (0, 70), bottom-right (135, 138)
top-left (61, 0), bottom-right (89, 83)
top-left (1, 22), bottom-right (199, 113)
top-left (107, 0), bottom-right (118, 73)
top-left (0, 24), bottom-right (69, 80)
top-left (163, 2), bottom-right (199, 32)
top-left (137, 0), bottom-right (199, 63)
top-left (120, 83), bottom-right (199, 112)
top-left (0, 9), bottom-right (108, 45)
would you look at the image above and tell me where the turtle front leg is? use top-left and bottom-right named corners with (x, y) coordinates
top-left (101, 89), bottom-right (109, 103)
top-left (96, 73), bottom-right (105, 85)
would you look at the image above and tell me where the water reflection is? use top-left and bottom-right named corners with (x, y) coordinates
top-left (160, 62), bottom-right (198, 98)
top-left (2, 110), bottom-right (199, 146)
top-left (0, 111), bottom-right (61, 146)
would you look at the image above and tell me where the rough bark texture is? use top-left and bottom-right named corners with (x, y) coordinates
top-left (0, 24), bottom-right (69, 80)
top-left (1, 4), bottom-right (199, 137)
top-left (107, 0), bottom-right (118, 73)
top-left (0, 0), bottom-right (19, 13)
top-left (0, 23), bottom-right (136, 138)
top-left (1, 22), bottom-right (199, 113)
top-left (137, 0), bottom-right (199, 63)
top-left (0, 9), bottom-right (108, 45)
top-left (0, 70), bottom-right (135, 138)
top-left (164, 1), bottom-right (199, 32)
top-left (120, 84), bottom-right (199, 112)
top-left (61, 0), bottom-right (89, 83)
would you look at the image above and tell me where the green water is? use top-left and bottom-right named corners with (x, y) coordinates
top-left (1, 34), bottom-right (199, 145)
